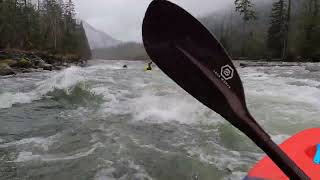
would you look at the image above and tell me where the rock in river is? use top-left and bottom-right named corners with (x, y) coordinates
top-left (43, 64), bottom-right (53, 71)
top-left (0, 63), bottom-right (15, 76)
top-left (16, 58), bottom-right (32, 68)
top-left (0, 59), bottom-right (17, 67)
top-left (305, 64), bottom-right (320, 72)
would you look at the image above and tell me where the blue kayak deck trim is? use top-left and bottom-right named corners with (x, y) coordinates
top-left (314, 144), bottom-right (320, 165)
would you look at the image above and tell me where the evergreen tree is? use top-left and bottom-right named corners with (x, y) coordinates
top-left (0, 0), bottom-right (91, 59)
top-left (267, 0), bottom-right (287, 58)
top-left (282, 0), bottom-right (291, 60)
top-left (234, 0), bottom-right (257, 56)
top-left (235, 0), bottom-right (257, 22)
top-left (64, 0), bottom-right (75, 33)
top-left (299, 0), bottom-right (320, 60)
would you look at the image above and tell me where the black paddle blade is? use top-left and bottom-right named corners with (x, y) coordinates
top-left (142, 0), bottom-right (249, 122)
top-left (142, 1), bottom-right (311, 179)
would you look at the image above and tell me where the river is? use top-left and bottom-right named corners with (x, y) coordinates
top-left (0, 60), bottom-right (319, 180)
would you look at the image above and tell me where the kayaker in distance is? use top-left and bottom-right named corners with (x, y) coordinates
top-left (144, 61), bottom-right (153, 71)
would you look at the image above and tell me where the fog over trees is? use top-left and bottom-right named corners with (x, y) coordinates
top-left (200, 0), bottom-right (319, 61)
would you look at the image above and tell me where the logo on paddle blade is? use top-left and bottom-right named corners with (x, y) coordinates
top-left (221, 65), bottom-right (234, 80)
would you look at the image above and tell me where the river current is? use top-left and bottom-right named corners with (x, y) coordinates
top-left (0, 60), bottom-right (319, 180)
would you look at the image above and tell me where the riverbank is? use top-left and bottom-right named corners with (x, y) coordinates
top-left (0, 49), bottom-right (87, 76)
top-left (232, 61), bottom-right (320, 72)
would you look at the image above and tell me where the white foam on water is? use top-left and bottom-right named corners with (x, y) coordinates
top-left (35, 66), bottom-right (86, 95)
top-left (253, 84), bottom-right (320, 109)
top-left (130, 136), bottom-right (171, 154)
top-left (14, 151), bottom-right (42, 162)
top-left (0, 66), bottom-right (86, 109)
top-left (239, 66), bottom-right (320, 145)
top-left (93, 87), bottom-right (133, 116)
top-left (243, 67), bottom-right (320, 109)
top-left (271, 134), bottom-right (291, 145)
top-left (90, 133), bottom-right (100, 143)
top-left (76, 61), bottom-right (224, 125)
top-left (0, 133), bottom-right (61, 151)
top-left (287, 78), bottom-right (320, 87)
top-left (94, 160), bottom-right (153, 180)
top-left (94, 168), bottom-right (117, 180)
top-left (0, 91), bottom-right (35, 109)
top-left (91, 87), bottom-right (118, 103)
top-left (187, 143), bottom-right (261, 174)
top-left (13, 142), bottom-right (105, 163)
top-left (223, 172), bottom-right (248, 180)
top-left (129, 91), bottom-right (221, 124)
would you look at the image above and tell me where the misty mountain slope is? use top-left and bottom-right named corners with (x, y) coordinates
top-left (92, 42), bottom-right (149, 60)
top-left (83, 22), bottom-right (121, 49)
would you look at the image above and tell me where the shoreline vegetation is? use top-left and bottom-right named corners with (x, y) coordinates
top-left (0, 0), bottom-right (91, 76)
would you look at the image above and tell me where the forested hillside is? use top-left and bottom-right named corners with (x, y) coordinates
top-left (0, 0), bottom-right (91, 59)
top-left (200, 0), bottom-right (320, 61)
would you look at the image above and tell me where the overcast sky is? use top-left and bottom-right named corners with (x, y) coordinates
top-left (75, 0), bottom-right (233, 42)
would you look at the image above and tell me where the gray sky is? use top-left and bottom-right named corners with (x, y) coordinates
top-left (75, 0), bottom-right (233, 42)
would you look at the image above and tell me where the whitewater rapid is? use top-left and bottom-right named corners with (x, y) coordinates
top-left (0, 60), bottom-right (319, 180)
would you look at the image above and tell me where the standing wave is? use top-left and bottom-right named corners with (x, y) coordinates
top-left (0, 66), bottom-right (87, 109)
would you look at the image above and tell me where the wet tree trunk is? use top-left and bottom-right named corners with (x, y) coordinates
top-left (282, 0), bottom-right (291, 60)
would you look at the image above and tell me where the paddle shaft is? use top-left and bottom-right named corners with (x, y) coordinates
top-left (242, 116), bottom-right (310, 179)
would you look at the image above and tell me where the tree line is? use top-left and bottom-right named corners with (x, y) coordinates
top-left (201, 0), bottom-right (320, 61)
top-left (0, 0), bottom-right (91, 59)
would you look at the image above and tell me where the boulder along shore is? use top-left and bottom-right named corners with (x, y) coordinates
top-left (0, 49), bottom-right (87, 76)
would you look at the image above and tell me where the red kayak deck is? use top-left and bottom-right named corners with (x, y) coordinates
top-left (246, 128), bottom-right (320, 180)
